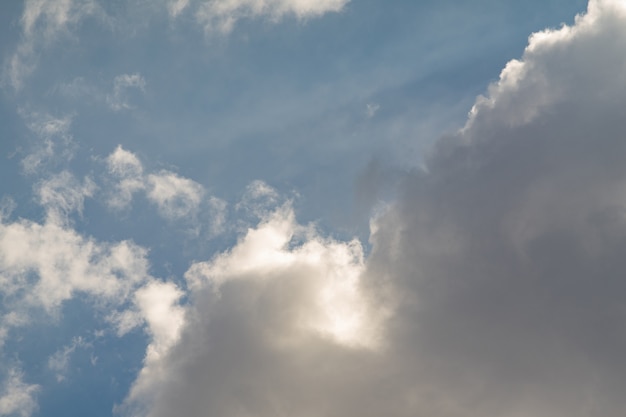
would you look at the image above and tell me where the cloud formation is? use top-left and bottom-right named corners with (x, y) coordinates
top-left (4, 0), bottom-right (102, 90)
top-left (105, 145), bottom-right (223, 226)
top-left (124, 202), bottom-right (384, 417)
top-left (20, 112), bottom-right (75, 175)
top-left (3, 1), bottom-right (626, 416)
top-left (0, 368), bottom-right (39, 417)
top-left (146, 172), bottom-right (205, 220)
top-left (120, 1), bottom-right (626, 416)
top-left (0, 218), bottom-right (149, 316)
top-left (3, 0), bottom-right (349, 90)
top-left (195, 0), bottom-right (350, 33)
top-left (36, 171), bottom-right (96, 223)
top-left (47, 336), bottom-right (91, 382)
top-left (107, 74), bottom-right (146, 112)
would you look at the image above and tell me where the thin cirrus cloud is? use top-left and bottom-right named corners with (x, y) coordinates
top-left (4, 0), bottom-right (349, 89)
top-left (19, 112), bottom-right (75, 175)
top-left (3, 0), bottom-right (103, 90)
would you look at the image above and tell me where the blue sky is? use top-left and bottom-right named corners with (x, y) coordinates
top-left (5, 1), bottom-right (626, 416)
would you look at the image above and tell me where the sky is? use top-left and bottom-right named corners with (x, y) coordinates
top-left (6, 0), bottom-right (626, 416)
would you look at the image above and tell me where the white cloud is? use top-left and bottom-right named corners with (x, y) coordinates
top-left (107, 73), bottom-right (147, 112)
top-left (0, 218), bottom-right (150, 314)
top-left (104, 146), bottom-right (216, 225)
top-left (235, 180), bottom-right (281, 218)
top-left (0, 369), bottom-right (39, 417)
top-left (107, 145), bottom-right (144, 178)
top-left (123, 203), bottom-right (385, 416)
top-left (195, 0), bottom-right (350, 33)
top-left (47, 336), bottom-right (90, 382)
top-left (135, 281), bottom-right (186, 361)
top-left (106, 145), bottom-right (146, 210)
top-left (146, 171), bottom-right (205, 220)
top-left (20, 112), bottom-right (75, 175)
top-left (123, 281), bottom-right (186, 406)
top-left (36, 171), bottom-right (96, 224)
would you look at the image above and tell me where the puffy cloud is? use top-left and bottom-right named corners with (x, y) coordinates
top-left (123, 203), bottom-right (384, 417)
top-left (146, 171), bottom-right (205, 220)
top-left (121, 281), bottom-right (186, 409)
top-left (360, 0), bottom-right (626, 414)
top-left (0, 205), bottom-right (185, 413)
top-left (0, 218), bottom-right (150, 315)
top-left (121, 1), bottom-right (626, 416)
top-left (106, 145), bottom-right (146, 210)
top-left (195, 0), bottom-right (350, 33)
top-left (104, 146), bottom-right (217, 223)
top-left (0, 157), bottom-right (187, 412)
top-left (107, 145), bottom-right (144, 178)
top-left (134, 281), bottom-right (186, 361)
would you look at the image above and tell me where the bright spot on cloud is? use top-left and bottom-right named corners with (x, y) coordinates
top-left (183, 202), bottom-right (381, 348)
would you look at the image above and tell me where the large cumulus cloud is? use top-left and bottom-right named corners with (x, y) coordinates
top-left (122, 1), bottom-right (626, 416)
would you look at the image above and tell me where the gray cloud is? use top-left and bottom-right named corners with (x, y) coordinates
top-left (121, 1), bottom-right (626, 416)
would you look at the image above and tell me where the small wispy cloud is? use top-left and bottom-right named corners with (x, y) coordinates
top-left (47, 336), bottom-right (91, 382)
top-left (20, 111), bottom-right (75, 175)
top-left (366, 102), bottom-right (380, 118)
top-left (36, 171), bottom-right (96, 224)
top-left (3, 0), bottom-right (103, 90)
top-left (107, 73), bottom-right (147, 112)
